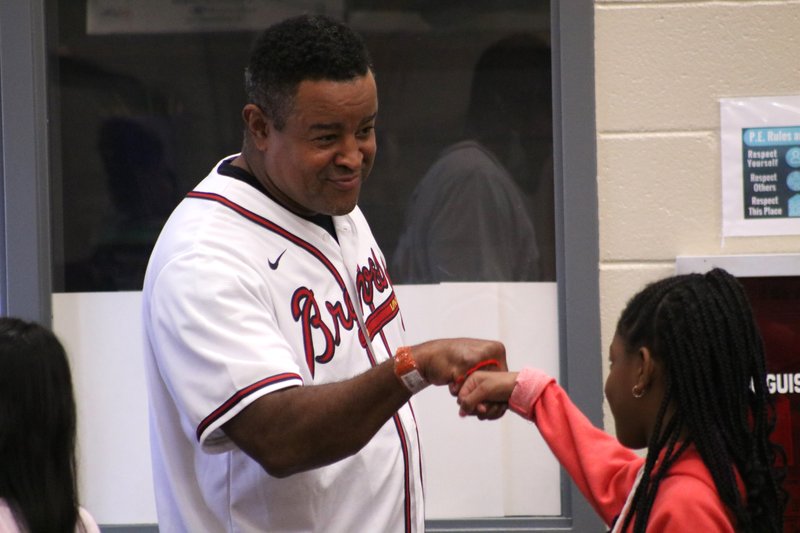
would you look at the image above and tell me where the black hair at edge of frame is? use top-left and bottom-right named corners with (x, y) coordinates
top-left (244, 14), bottom-right (374, 131)
top-left (0, 317), bottom-right (82, 533)
top-left (613, 268), bottom-right (786, 533)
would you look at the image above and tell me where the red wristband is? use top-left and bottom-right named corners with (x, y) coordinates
top-left (394, 346), bottom-right (428, 394)
top-left (455, 358), bottom-right (500, 385)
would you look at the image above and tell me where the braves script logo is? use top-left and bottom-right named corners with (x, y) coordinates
top-left (290, 249), bottom-right (398, 377)
top-left (355, 249), bottom-right (390, 305)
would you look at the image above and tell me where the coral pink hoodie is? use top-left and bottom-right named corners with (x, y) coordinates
top-left (508, 368), bottom-right (736, 532)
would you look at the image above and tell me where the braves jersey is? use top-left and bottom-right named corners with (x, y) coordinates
top-left (141, 156), bottom-right (424, 532)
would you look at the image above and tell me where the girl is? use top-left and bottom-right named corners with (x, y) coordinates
top-left (0, 317), bottom-right (100, 533)
top-left (458, 268), bottom-right (785, 532)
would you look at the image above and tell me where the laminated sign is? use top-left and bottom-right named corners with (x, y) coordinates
top-left (720, 96), bottom-right (800, 236)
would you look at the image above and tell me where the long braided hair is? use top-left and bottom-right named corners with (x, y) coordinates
top-left (615, 268), bottom-right (785, 532)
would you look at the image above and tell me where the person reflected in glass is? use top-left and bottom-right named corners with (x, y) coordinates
top-left (89, 117), bottom-right (180, 291)
top-left (0, 317), bottom-right (101, 533)
top-left (393, 34), bottom-right (554, 283)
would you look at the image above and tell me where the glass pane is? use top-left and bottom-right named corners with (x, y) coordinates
top-left (51, 1), bottom-right (553, 292)
top-left (48, 0), bottom-right (557, 525)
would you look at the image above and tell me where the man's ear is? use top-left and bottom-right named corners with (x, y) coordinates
top-left (242, 104), bottom-right (270, 150)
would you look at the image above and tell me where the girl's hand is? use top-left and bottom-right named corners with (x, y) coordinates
top-left (457, 371), bottom-right (519, 419)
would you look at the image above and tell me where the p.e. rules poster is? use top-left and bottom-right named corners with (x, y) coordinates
top-left (720, 96), bottom-right (800, 237)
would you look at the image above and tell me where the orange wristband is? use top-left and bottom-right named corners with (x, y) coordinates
top-left (394, 346), bottom-right (428, 394)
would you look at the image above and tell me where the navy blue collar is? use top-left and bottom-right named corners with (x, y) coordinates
top-left (217, 157), bottom-right (337, 241)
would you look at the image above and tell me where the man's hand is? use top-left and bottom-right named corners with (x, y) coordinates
top-left (407, 338), bottom-right (508, 419)
top-left (411, 338), bottom-right (507, 386)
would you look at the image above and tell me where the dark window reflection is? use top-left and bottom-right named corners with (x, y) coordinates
top-left (391, 34), bottom-right (553, 282)
top-left (50, 2), bottom-right (552, 292)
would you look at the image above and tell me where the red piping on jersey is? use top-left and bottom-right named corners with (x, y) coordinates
top-left (187, 190), bottom-right (377, 370)
top-left (196, 372), bottom-right (302, 441)
top-left (391, 413), bottom-right (414, 533)
top-left (187, 191), bottom-right (343, 283)
top-left (188, 191), bottom-right (415, 529)
top-left (186, 191), bottom-right (377, 366)
top-left (407, 400), bottom-right (425, 497)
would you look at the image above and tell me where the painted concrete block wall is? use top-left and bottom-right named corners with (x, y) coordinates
top-left (594, 0), bottom-right (800, 430)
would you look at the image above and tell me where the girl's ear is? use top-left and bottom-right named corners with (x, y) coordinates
top-left (636, 346), bottom-right (657, 390)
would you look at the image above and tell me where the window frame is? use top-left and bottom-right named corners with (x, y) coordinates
top-left (0, 1), bottom-right (601, 531)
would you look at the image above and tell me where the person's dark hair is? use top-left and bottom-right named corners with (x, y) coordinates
top-left (0, 318), bottom-right (82, 533)
top-left (615, 268), bottom-right (786, 532)
top-left (465, 33), bottom-right (551, 142)
top-left (245, 14), bottom-right (373, 130)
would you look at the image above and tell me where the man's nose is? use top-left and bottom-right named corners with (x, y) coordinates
top-left (335, 136), bottom-right (365, 169)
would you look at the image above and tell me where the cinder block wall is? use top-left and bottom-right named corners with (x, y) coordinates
top-left (594, 0), bottom-right (800, 431)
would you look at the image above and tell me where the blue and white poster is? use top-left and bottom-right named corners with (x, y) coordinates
top-left (721, 96), bottom-right (800, 236)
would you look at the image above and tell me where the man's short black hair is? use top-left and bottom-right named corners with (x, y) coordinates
top-left (245, 14), bottom-right (373, 130)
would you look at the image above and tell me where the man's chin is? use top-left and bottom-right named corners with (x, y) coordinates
top-left (325, 194), bottom-right (361, 216)
top-left (329, 203), bottom-right (359, 216)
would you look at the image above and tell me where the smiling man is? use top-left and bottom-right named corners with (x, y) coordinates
top-left (141, 14), bottom-right (507, 533)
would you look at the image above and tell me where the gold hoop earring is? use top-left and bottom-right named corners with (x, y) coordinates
top-left (632, 385), bottom-right (645, 398)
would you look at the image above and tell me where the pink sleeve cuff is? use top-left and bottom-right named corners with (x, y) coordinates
top-left (509, 367), bottom-right (556, 419)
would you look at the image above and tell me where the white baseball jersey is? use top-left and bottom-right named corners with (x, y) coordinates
top-left (142, 156), bottom-right (425, 533)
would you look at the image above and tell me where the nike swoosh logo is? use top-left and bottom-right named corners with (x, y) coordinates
top-left (268, 250), bottom-right (287, 270)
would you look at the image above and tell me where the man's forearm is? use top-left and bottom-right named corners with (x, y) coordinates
top-left (222, 338), bottom-right (506, 477)
top-left (223, 358), bottom-right (411, 478)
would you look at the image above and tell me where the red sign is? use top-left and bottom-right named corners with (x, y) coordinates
top-left (740, 276), bottom-right (800, 532)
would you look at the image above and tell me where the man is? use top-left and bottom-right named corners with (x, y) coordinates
top-left (142, 14), bottom-right (506, 533)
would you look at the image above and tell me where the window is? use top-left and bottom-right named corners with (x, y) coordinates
top-left (50, 1), bottom-right (554, 291)
top-left (1, 1), bottom-right (600, 530)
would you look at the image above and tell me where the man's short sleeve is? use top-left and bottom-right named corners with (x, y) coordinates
top-left (146, 246), bottom-right (304, 452)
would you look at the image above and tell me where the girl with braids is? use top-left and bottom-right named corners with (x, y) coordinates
top-left (0, 317), bottom-right (100, 533)
top-left (457, 268), bottom-right (786, 532)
